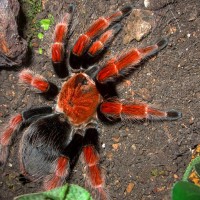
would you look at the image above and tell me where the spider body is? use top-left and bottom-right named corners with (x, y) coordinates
top-left (57, 73), bottom-right (101, 126)
top-left (0, 4), bottom-right (182, 200)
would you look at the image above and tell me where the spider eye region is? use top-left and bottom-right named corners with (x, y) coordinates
top-left (57, 73), bottom-right (101, 126)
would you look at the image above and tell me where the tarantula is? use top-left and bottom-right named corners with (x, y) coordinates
top-left (0, 4), bottom-right (181, 200)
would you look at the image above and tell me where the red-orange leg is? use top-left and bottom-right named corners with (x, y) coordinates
top-left (19, 69), bottom-right (50, 93)
top-left (100, 100), bottom-right (182, 121)
top-left (81, 127), bottom-right (107, 200)
top-left (72, 5), bottom-right (132, 56)
top-left (51, 6), bottom-right (74, 64)
top-left (0, 114), bottom-right (23, 164)
top-left (96, 38), bottom-right (168, 83)
top-left (88, 24), bottom-right (121, 57)
top-left (43, 156), bottom-right (70, 190)
top-left (82, 145), bottom-right (107, 199)
top-left (51, 43), bottom-right (64, 63)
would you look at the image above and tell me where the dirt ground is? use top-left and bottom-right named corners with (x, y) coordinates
top-left (0, 0), bottom-right (199, 200)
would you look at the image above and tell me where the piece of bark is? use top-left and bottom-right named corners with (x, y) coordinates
top-left (0, 0), bottom-right (27, 67)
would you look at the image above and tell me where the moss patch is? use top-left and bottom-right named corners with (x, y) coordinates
top-left (19, 0), bottom-right (42, 44)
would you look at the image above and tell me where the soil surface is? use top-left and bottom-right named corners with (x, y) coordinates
top-left (0, 0), bottom-right (199, 200)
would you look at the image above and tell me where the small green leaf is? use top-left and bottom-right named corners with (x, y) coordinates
top-left (38, 48), bottom-right (43, 54)
top-left (40, 19), bottom-right (51, 31)
top-left (37, 32), bottom-right (44, 40)
top-left (14, 184), bottom-right (93, 200)
top-left (172, 181), bottom-right (200, 200)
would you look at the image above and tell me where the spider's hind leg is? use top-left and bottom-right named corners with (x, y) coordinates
top-left (0, 106), bottom-right (53, 167)
top-left (22, 106), bottom-right (53, 123)
top-left (0, 113), bottom-right (23, 166)
top-left (81, 124), bottom-right (108, 200)
top-left (44, 130), bottom-right (84, 190)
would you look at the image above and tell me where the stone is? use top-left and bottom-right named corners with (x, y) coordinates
top-left (0, 0), bottom-right (27, 67)
top-left (123, 9), bottom-right (154, 43)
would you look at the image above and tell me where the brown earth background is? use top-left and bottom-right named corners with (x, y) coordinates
top-left (0, 0), bottom-right (199, 200)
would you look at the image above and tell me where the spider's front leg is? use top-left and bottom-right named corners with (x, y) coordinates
top-left (87, 23), bottom-right (121, 57)
top-left (51, 4), bottom-right (75, 66)
top-left (72, 5), bottom-right (132, 57)
top-left (96, 39), bottom-right (168, 83)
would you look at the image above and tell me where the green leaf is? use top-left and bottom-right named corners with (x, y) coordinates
top-left (183, 156), bottom-right (200, 181)
top-left (38, 48), bottom-right (43, 54)
top-left (172, 181), bottom-right (200, 200)
top-left (40, 19), bottom-right (51, 31)
top-left (37, 32), bottom-right (44, 40)
top-left (14, 184), bottom-right (93, 200)
top-left (194, 163), bottom-right (200, 177)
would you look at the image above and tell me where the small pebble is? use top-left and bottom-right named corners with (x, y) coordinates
top-left (131, 144), bottom-right (137, 151)
top-left (144, 0), bottom-right (150, 8)
top-left (126, 182), bottom-right (135, 193)
top-left (112, 143), bottom-right (120, 150)
top-left (112, 135), bottom-right (120, 143)
top-left (106, 152), bottom-right (113, 160)
top-left (189, 116), bottom-right (195, 125)
top-left (8, 163), bottom-right (12, 167)
top-left (174, 174), bottom-right (179, 179)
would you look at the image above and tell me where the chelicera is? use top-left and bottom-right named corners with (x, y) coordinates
top-left (0, 4), bottom-right (181, 200)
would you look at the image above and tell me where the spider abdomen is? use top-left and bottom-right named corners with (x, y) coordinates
top-left (19, 114), bottom-right (71, 181)
top-left (57, 73), bottom-right (101, 126)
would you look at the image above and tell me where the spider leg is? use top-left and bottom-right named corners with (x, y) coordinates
top-left (100, 99), bottom-right (182, 121)
top-left (84, 65), bottom-right (101, 80)
top-left (72, 5), bottom-right (132, 57)
top-left (44, 131), bottom-right (83, 190)
top-left (22, 106), bottom-right (53, 123)
top-left (87, 23), bottom-right (121, 57)
top-left (0, 106), bottom-right (53, 166)
top-left (51, 4), bottom-right (74, 64)
top-left (19, 69), bottom-right (50, 93)
top-left (43, 156), bottom-right (69, 190)
top-left (0, 114), bottom-right (22, 165)
top-left (51, 4), bottom-right (75, 78)
top-left (81, 125), bottom-right (107, 200)
top-left (96, 38), bottom-right (168, 83)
